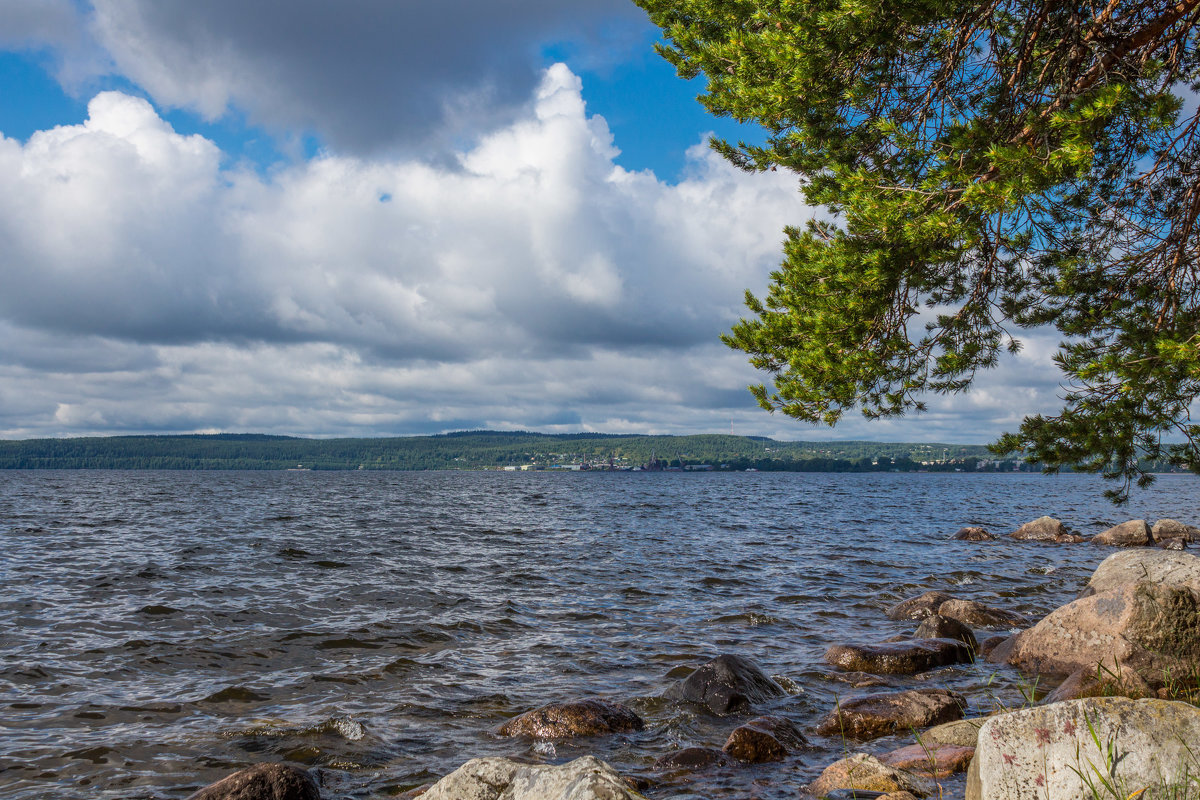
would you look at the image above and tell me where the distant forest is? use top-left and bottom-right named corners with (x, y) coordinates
top-left (0, 431), bottom-right (1049, 472)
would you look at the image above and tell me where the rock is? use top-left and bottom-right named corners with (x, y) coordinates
top-left (977, 635), bottom-right (1008, 658)
top-left (653, 747), bottom-right (728, 771)
top-left (827, 671), bottom-right (902, 689)
top-left (661, 654), bottom-right (784, 714)
top-left (422, 755), bottom-right (644, 800)
top-left (991, 580), bottom-right (1200, 687)
top-left (879, 794), bottom-right (921, 800)
top-left (1080, 548), bottom-right (1200, 599)
top-left (965, 697), bottom-right (1200, 800)
top-left (722, 715), bottom-right (810, 763)
top-left (912, 615), bottom-right (977, 650)
top-left (497, 699), bottom-right (643, 739)
top-left (1040, 663), bottom-right (1152, 704)
top-left (936, 599), bottom-right (1029, 629)
top-left (808, 754), bottom-right (935, 798)
top-left (919, 717), bottom-right (986, 747)
top-left (951, 526), bottom-right (995, 541)
top-left (886, 591), bottom-right (952, 621)
top-left (878, 743), bottom-right (975, 777)
top-left (816, 688), bottom-right (965, 740)
top-left (1091, 519), bottom-right (1152, 547)
top-left (1010, 516), bottom-right (1084, 542)
top-left (1163, 538), bottom-right (1189, 550)
top-left (824, 638), bottom-right (974, 675)
top-left (1152, 518), bottom-right (1200, 544)
top-left (186, 764), bottom-right (320, 800)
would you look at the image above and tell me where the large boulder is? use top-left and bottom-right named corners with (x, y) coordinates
top-left (662, 654), bottom-right (784, 714)
top-left (808, 754), bottom-right (935, 798)
top-left (989, 580), bottom-right (1200, 687)
top-left (965, 697), bottom-right (1200, 800)
top-left (1091, 519), bottom-right (1152, 547)
top-left (816, 688), bottom-right (965, 740)
top-left (186, 764), bottom-right (320, 800)
top-left (1080, 549), bottom-right (1200, 599)
top-left (913, 615), bottom-right (977, 650)
top-left (936, 599), bottom-right (1028, 629)
top-left (886, 591), bottom-right (953, 621)
top-left (722, 715), bottom-right (810, 763)
top-left (497, 700), bottom-right (643, 739)
top-left (1153, 519), bottom-right (1199, 544)
top-left (422, 755), bottom-right (644, 800)
top-left (1010, 516), bottom-right (1084, 542)
top-left (824, 638), bottom-right (974, 675)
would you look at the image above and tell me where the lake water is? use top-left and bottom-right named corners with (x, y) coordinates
top-left (3, 470), bottom-right (1199, 799)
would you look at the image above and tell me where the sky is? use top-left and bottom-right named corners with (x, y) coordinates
top-left (0, 0), bottom-right (1069, 443)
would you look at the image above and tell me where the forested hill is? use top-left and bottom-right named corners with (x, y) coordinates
top-left (0, 431), bottom-right (1028, 472)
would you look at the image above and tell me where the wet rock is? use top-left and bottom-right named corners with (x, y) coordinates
top-left (497, 699), bottom-right (643, 739)
top-left (990, 580), bottom-right (1200, 686)
top-left (186, 763), bottom-right (319, 800)
top-left (827, 671), bottom-right (902, 689)
top-left (1080, 548), bottom-right (1200, 599)
top-left (1010, 516), bottom-right (1084, 542)
top-left (653, 746), bottom-right (729, 771)
top-left (820, 791), bottom-right (891, 800)
top-left (951, 526), bottom-right (995, 541)
top-left (936, 599), bottom-right (1029, 629)
top-left (721, 715), bottom-right (810, 763)
top-left (919, 717), bottom-right (986, 747)
top-left (816, 688), bottom-right (966, 740)
top-left (878, 743), bottom-right (975, 778)
top-left (912, 615), bottom-right (977, 650)
top-left (661, 653), bottom-right (784, 714)
top-left (1040, 663), bottom-right (1151, 704)
top-left (422, 755), bottom-right (643, 800)
top-left (808, 753), bottom-right (935, 798)
top-left (1152, 518), bottom-right (1200, 544)
top-left (1091, 519), bottom-right (1151, 547)
top-left (886, 591), bottom-right (952, 621)
top-left (977, 635), bottom-right (1009, 658)
top-left (1163, 538), bottom-right (1189, 550)
top-left (966, 697), bottom-right (1200, 800)
top-left (824, 638), bottom-right (974, 675)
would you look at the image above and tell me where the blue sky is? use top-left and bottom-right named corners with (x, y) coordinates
top-left (0, 0), bottom-right (1064, 441)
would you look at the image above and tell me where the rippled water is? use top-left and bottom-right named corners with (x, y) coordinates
top-left (3, 470), bottom-right (1199, 799)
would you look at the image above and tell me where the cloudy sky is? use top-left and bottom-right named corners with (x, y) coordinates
top-left (0, 0), bottom-right (1066, 442)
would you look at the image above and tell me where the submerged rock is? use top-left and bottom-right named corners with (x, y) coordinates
top-left (662, 654), bottom-right (784, 714)
top-left (816, 688), bottom-right (965, 740)
top-left (936, 598), bottom-right (1029, 629)
top-left (185, 763), bottom-right (319, 800)
top-left (808, 753), bottom-right (935, 798)
top-left (1091, 519), bottom-right (1152, 547)
top-left (422, 755), bottom-right (643, 800)
top-left (951, 526), bottom-right (995, 541)
top-left (824, 638), bottom-right (973, 675)
top-left (966, 697), bottom-right (1200, 800)
top-left (653, 746), bottom-right (728, 771)
top-left (497, 699), bottom-right (643, 739)
top-left (913, 615), bottom-right (977, 650)
top-left (722, 715), bottom-right (810, 763)
top-left (886, 591), bottom-right (953, 621)
top-left (1010, 516), bottom-right (1084, 542)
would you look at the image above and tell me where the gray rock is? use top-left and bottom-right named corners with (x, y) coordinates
top-left (886, 591), bottom-right (952, 621)
top-left (824, 638), bottom-right (974, 675)
top-left (662, 654), bottom-right (784, 714)
top-left (186, 764), bottom-right (319, 800)
top-left (1152, 518), bottom-right (1200, 544)
top-left (1079, 549), bottom-right (1200, 599)
top-left (808, 754), bottom-right (935, 798)
top-left (816, 688), bottom-right (966, 740)
top-left (965, 697), bottom-right (1200, 800)
top-left (913, 614), bottom-right (977, 650)
top-left (1091, 519), bottom-right (1152, 547)
top-left (421, 755), bottom-right (644, 800)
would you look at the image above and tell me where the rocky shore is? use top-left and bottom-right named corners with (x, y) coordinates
top-left (186, 516), bottom-right (1200, 800)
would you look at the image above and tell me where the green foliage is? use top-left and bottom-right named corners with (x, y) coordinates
top-left (637, 0), bottom-right (1200, 502)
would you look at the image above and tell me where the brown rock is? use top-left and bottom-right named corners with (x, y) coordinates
top-left (653, 746), bottom-right (728, 771)
top-left (816, 688), bottom-right (966, 740)
top-left (662, 653), bottom-right (784, 714)
top-left (992, 580), bottom-right (1200, 686)
top-left (827, 671), bottom-right (902, 689)
top-left (880, 794), bottom-right (922, 800)
top-left (913, 614), bottom-right (977, 650)
top-left (1010, 516), bottom-right (1083, 542)
top-left (1152, 519), bottom-right (1200, 544)
top-left (951, 526), bottom-right (995, 541)
top-left (497, 699), bottom-right (643, 739)
top-left (824, 638), bottom-right (974, 675)
top-left (186, 764), bottom-right (320, 800)
top-left (919, 717), bottom-right (986, 747)
top-left (886, 591), bottom-right (952, 621)
top-left (722, 715), bottom-right (809, 763)
top-left (977, 635), bottom-right (1009, 658)
top-left (1163, 538), bottom-right (1189, 550)
top-left (879, 743), bottom-right (975, 778)
top-left (1091, 519), bottom-right (1152, 547)
top-left (808, 754), bottom-right (935, 798)
top-left (1040, 663), bottom-right (1152, 704)
top-left (936, 598), bottom-right (1028, 629)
